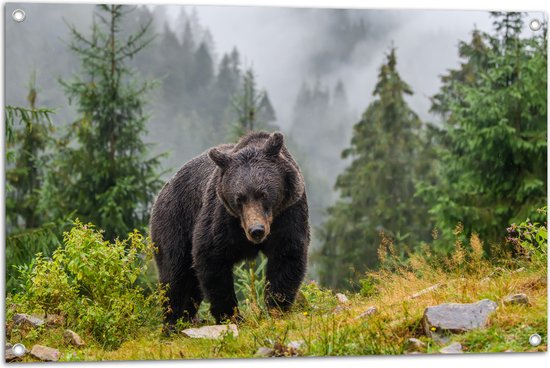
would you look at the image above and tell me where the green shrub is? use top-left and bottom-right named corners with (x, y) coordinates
top-left (507, 207), bottom-right (548, 265)
top-left (8, 220), bottom-right (166, 350)
top-left (358, 275), bottom-right (379, 298)
top-left (299, 280), bottom-right (337, 313)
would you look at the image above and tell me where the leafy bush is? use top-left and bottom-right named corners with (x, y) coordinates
top-left (358, 276), bottom-right (379, 298)
top-left (507, 207), bottom-right (548, 265)
top-left (299, 280), bottom-right (337, 313)
top-left (8, 220), bottom-right (165, 350)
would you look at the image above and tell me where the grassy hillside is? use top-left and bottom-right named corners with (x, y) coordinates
top-left (6, 230), bottom-right (547, 362)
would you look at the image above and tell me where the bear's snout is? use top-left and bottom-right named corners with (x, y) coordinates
top-left (241, 202), bottom-right (271, 244)
top-left (248, 224), bottom-right (265, 241)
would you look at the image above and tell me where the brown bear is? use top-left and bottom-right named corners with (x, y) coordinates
top-left (150, 131), bottom-right (309, 327)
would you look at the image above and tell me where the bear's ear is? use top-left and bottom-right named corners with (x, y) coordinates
top-left (208, 148), bottom-right (232, 169)
top-left (263, 131), bottom-right (284, 157)
top-left (283, 167), bottom-right (305, 208)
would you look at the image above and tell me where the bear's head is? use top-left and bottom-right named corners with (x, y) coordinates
top-left (208, 132), bottom-right (304, 244)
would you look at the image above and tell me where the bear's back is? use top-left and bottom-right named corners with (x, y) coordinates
top-left (150, 144), bottom-right (234, 251)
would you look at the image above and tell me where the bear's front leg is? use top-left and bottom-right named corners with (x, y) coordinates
top-left (194, 258), bottom-right (240, 324)
top-left (264, 249), bottom-right (307, 312)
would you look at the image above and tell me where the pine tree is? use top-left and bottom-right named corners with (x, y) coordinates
top-left (192, 42), bottom-right (214, 118)
top-left (423, 13), bottom-right (547, 247)
top-left (194, 42), bottom-right (214, 89)
top-left (159, 23), bottom-right (185, 114)
top-left (4, 78), bottom-right (69, 292)
top-left (317, 48), bottom-right (432, 289)
top-left (40, 5), bottom-right (163, 240)
top-left (5, 73), bottom-right (54, 230)
top-left (230, 68), bottom-right (278, 139)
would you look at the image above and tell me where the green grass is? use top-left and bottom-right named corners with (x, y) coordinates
top-left (8, 256), bottom-right (547, 362)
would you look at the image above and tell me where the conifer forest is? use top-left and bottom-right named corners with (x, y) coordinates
top-left (3, 4), bottom-right (547, 360)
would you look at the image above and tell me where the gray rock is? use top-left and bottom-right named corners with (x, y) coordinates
top-left (409, 283), bottom-right (442, 299)
top-left (254, 347), bottom-right (275, 357)
top-left (355, 306), bottom-right (377, 319)
top-left (287, 340), bottom-right (304, 350)
top-left (332, 305), bottom-right (349, 314)
top-left (13, 314), bottom-right (44, 329)
top-left (182, 324), bottom-right (238, 339)
top-left (503, 293), bottom-right (530, 306)
top-left (30, 345), bottom-right (60, 361)
top-left (5, 343), bottom-right (28, 362)
top-left (64, 329), bottom-right (85, 346)
top-left (5, 343), bottom-right (20, 362)
top-left (423, 299), bottom-right (497, 339)
top-left (335, 293), bottom-right (349, 304)
top-left (439, 342), bottom-right (463, 354)
top-left (405, 338), bottom-right (427, 352)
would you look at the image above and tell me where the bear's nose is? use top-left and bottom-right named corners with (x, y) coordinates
top-left (249, 224), bottom-right (265, 241)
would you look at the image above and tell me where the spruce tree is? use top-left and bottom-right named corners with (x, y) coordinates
top-left (5, 74), bottom-right (54, 230)
top-left (318, 48), bottom-right (431, 289)
top-left (230, 68), bottom-right (277, 139)
top-left (423, 13), bottom-right (547, 247)
top-left (40, 5), bottom-right (162, 240)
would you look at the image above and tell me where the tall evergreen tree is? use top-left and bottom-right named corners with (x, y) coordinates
top-left (422, 13), bottom-right (547, 247)
top-left (4, 83), bottom-right (67, 292)
top-left (158, 23), bottom-right (185, 113)
top-left (317, 48), bottom-right (432, 289)
top-left (230, 68), bottom-right (278, 139)
top-left (40, 5), bottom-right (163, 240)
top-left (6, 74), bottom-right (54, 230)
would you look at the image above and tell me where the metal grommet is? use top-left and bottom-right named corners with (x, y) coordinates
top-left (12, 9), bottom-right (26, 23)
top-left (11, 343), bottom-right (26, 357)
top-left (529, 333), bottom-right (542, 347)
top-left (529, 19), bottom-right (541, 31)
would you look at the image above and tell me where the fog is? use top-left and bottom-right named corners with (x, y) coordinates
top-left (7, 4), bottom-right (542, 239)
top-left (196, 7), bottom-right (494, 126)
top-left (5, 4), bottom-right (500, 125)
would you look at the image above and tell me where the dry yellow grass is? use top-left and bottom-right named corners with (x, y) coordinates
top-left (10, 234), bottom-right (548, 362)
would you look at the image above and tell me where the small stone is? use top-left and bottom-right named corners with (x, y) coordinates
top-left (332, 305), bottom-right (349, 314)
top-left (503, 293), bottom-right (530, 306)
top-left (355, 306), bottom-right (377, 319)
top-left (64, 329), bottom-right (85, 347)
top-left (182, 324), bottom-right (238, 339)
top-left (405, 338), bottom-right (427, 353)
top-left (30, 345), bottom-right (60, 362)
top-left (5, 343), bottom-right (22, 362)
top-left (287, 340), bottom-right (304, 350)
top-left (254, 347), bottom-right (275, 357)
top-left (409, 283), bottom-right (442, 299)
top-left (272, 341), bottom-right (301, 357)
top-left (335, 293), bottom-right (349, 304)
top-left (13, 314), bottom-right (44, 329)
top-left (423, 299), bottom-right (497, 339)
top-left (439, 342), bottom-right (463, 354)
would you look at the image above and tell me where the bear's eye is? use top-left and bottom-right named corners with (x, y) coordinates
top-left (235, 194), bottom-right (245, 205)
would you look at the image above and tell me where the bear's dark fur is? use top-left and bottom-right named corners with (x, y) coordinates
top-left (150, 131), bottom-right (310, 326)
